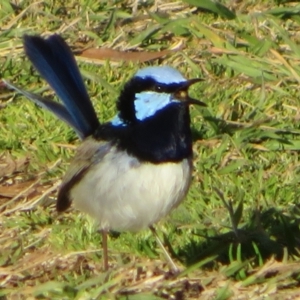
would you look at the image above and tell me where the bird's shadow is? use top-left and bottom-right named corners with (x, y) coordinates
top-left (185, 113), bottom-right (300, 268)
top-left (174, 206), bottom-right (300, 269)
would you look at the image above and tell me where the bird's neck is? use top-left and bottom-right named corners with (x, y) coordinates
top-left (94, 104), bottom-right (193, 163)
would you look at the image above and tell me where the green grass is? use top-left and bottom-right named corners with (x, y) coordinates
top-left (1, 0), bottom-right (300, 299)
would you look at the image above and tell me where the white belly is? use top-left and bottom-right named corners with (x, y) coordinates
top-left (70, 148), bottom-right (192, 231)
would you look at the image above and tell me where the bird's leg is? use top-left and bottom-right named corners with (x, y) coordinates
top-left (101, 229), bottom-right (109, 271)
top-left (149, 225), bottom-right (179, 273)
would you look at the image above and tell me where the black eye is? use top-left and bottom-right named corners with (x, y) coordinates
top-left (154, 84), bottom-right (163, 92)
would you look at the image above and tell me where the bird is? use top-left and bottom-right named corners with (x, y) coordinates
top-left (5, 34), bottom-right (206, 272)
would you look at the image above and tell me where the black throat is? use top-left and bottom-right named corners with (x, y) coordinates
top-left (94, 103), bottom-right (193, 163)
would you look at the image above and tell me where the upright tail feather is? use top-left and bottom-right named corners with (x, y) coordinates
top-left (23, 35), bottom-right (100, 138)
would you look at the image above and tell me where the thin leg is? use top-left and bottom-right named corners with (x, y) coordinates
top-left (149, 225), bottom-right (179, 273)
top-left (102, 230), bottom-right (109, 271)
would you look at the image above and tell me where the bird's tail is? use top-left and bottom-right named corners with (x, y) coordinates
top-left (23, 34), bottom-right (100, 139)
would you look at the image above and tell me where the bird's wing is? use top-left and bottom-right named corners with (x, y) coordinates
top-left (57, 138), bottom-right (111, 212)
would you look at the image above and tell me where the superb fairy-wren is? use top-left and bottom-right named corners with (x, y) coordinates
top-left (6, 34), bottom-right (206, 272)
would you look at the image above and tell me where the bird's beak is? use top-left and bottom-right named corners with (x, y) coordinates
top-left (187, 96), bottom-right (206, 107)
top-left (177, 78), bottom-right (206, 107)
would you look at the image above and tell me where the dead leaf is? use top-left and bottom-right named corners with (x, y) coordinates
top-left (80, 47), bottom-right (174, 63)
top-left (0, 180), bottom-right (38, 198)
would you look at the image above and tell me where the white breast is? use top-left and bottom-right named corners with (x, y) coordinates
top-left (70, 147), bottom-right (192, 231)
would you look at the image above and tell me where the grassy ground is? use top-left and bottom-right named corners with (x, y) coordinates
top-left (1, 0), bottom-right (300, 299)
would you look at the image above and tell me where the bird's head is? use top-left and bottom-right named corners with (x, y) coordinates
top-left (112, 66), bottom-right (206, 126)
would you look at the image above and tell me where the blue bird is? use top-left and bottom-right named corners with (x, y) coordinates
top-left (5, 35), bottom-right (206, 272)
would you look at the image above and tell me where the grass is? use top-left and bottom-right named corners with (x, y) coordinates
top-left (1, 0), bottom-right (300, 298)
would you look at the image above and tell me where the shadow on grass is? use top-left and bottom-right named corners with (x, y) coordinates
top-left (175, 207), bottom-right (300, 268)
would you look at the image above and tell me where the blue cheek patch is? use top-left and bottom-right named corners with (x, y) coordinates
top-left (134, 92), bottom-right (178, 121)
top-left (110, 91), bottom-right (179, 126)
